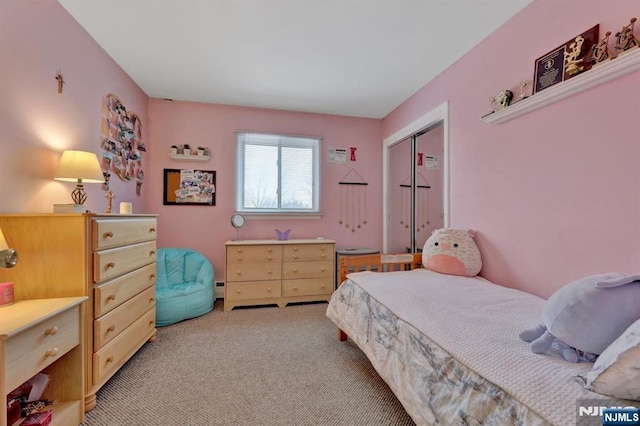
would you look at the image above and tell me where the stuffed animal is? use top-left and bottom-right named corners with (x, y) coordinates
top-left (519, 273), bottom-right (640, 362)
top-left (422, 228), bottom-right (482, 277)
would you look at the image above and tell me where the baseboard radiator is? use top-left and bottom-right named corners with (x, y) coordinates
top-left (214, 281), bottom-right (225, 299)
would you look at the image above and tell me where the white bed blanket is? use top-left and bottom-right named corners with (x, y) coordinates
top-left (328, 269), bottom-right (613, 425)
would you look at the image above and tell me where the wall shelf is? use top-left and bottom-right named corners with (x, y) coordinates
top-left (168, 153), bottom-right (210, 161)
top-left (482, 47), bottom-right (640, 124)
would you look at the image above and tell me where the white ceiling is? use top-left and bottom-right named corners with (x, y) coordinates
top-left (58, 0), bottom-right (532, 119)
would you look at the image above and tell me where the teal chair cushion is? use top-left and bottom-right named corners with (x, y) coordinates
top-left (156, 248), bottom-right (214, 326)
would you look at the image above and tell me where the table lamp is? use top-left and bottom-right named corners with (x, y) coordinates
top-left (54, 150), bottom-right (104, 206)
top-left (0, 226), bottom-right (17, 268)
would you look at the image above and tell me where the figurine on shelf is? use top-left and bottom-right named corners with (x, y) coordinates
top-left (519, 79), bottom-right (530, 100)
top-left (183, 144), bottom-right (191, 155)
top-left (614, 17), bottom-right (639, 55)
top-left (590, 31), bottom-right (613, 65)
top-left (563, 35), bottom-right (586, 76)
top-left (495, 90), bottom-right (513, 110)
top-left (170, 145), bottom-right (178, 155)
top-left (489, 96), bottom-right (497, 113)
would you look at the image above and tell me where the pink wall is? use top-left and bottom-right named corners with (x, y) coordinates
top-left (383, 0), bottom-right (640, 298)
top-left (0, 1), bottom-right (148, 214)
top-left (147, 99), bottom-right (382, 282)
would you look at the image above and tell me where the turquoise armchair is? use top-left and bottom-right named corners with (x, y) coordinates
top-left (156, 248), bottom-right (214, 326)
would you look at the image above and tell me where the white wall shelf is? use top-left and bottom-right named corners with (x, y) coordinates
top-left (168, 153), bottom-right (210, 161)
top-left (482, 47), bottom-right (640, 124)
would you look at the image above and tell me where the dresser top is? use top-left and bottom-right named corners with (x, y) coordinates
top-left (0, 296), bottom-right (87, 339)
top-left (226, 238), bottom-right (335, 246)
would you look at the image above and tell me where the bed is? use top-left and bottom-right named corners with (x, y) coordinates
top-left (326, 253), bottom-right (619, 426)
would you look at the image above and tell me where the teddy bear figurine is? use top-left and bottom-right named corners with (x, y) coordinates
top-left (520, 273), bottom-right (640, 362)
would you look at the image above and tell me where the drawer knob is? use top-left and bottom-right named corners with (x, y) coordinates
top-left (106, 356), bottom-right (114, 364)
top-left (150, 274), bottom-right (156, 280)
top-left (321, 254), bottom-right (326, 258)
top-left (267, 288), bottom-right (272, 292)
top-left (237, 257), bottom-right (242, 261)
top-left (106, 261), bottom-right (116, 269)
top-left (268, 270), bottom-right (272, 274)
top-left (293, 268), bottom-right (298, 273)
top-left (103, 231), bottom-right (114, 239)
top-left (267, 256), bottom-right (272, 260)
top-left (107, 294), bottom-right (116, 301)
top-left (236, 271), bottom-right (242, 275)
top-left (293, 287), bottom-right (298, 290)
top-left (321, 285), bottom-right (325, 288)
top-left (149, 297), bottom-right (155, 303)
top-left (150, 250), bottom-right (156, 256)
top-left (45, 348), bottom-right (59, 357)
top-left (268, 248), bottom-right (272, 252)
top-left (236, 290), bottom-right (241, 294)
top-left (237, 248), bottom-right (243, 253)
top-left (149, 227), bottom-right (156, 233)
top-left (293, 247), bottom-right (298, 251)
top-left (320, 247), bottom-right (326, 251)
top-left (294, 255), bottom-right (298, 259)
top-left (107, 325), bottom-right (115, 333)
top-left (45, 327), bottom-right (58, 336)
top-left (321, 267), bottom-right (326, 271)
top-left (149, 320), bottom-right (154, 326)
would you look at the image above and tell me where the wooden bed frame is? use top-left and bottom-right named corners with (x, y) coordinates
top-left (337, 252), bottom-right (423, 341)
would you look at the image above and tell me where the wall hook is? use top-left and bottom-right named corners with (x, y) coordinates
top-left (55, 74), bottom-right (65, 94)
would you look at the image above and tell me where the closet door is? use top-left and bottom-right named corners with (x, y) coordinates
top-left (385, 123), bottom-right (445, 254)
top-left (387, 136), bottom-right (412, 253)
top-left (414, 125), bottom-right (445, 251)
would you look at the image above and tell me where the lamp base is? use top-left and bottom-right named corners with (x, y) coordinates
top-left (53, 204), bottom-right (88, 213)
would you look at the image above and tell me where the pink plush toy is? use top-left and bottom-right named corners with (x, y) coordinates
top-left (422, 228), bottom-right (482, 277)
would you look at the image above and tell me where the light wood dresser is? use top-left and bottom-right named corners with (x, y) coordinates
top-left (0, 213), bottom-right (158, 412)
top-left (1, 297), bottom-right (87, 426)
top-left (224, 239), bottom-right (335, 311)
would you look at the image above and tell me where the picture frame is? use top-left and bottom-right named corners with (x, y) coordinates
top-left (534, 25), bottom-right (599, 94)
top-left (163, 168), bottom-right (216, 206)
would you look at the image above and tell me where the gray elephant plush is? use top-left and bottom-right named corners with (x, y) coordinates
top-left (519, 273), bottom-right (640, 362)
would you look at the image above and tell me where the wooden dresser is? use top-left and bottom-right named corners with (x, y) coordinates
top-left (224, 239), bottom-right (335, 311)
top-left (1, 297), bottom-right (87, 426)
top-left (0, 214), bottom-right (157, 412)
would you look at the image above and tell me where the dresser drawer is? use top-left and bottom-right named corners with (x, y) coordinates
top-left (94, 240), bottom-right (157, 282)
top-left (226, 281), bottom-right (281, 301)
top-left (94, 263), bottom-right (156, 317)
top-left (283, 278), bottom-right (333, 297)
top-left (226, 262), bottom-right (282, 282)
top-left (5, 305), bottom-right (80, 391)
top-left (93, 308), bottom-right (156, 385)
top-left (226, 245), bottom-right (282, 264)
top-left (94, 286), bottom-right (156, 350)
top-left (283, 243), bottom-right (332, 261)
top-left (283, 260), bottom-right (333, 279)
top-left (93, 218), bottom-right (158, 250)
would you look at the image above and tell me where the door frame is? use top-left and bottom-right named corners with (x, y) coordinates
top-left (382, 101), bottom-right (450, 253)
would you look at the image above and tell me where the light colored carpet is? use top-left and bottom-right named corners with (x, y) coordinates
top-left (83, 301), bottom-right (415, 425)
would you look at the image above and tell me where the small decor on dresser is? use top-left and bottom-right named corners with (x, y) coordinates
top-left (276, 229), bottom-right (291, 241)
top-left (614, 17), bottom-right (639, 56)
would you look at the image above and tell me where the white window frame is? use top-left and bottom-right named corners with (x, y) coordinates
top-left (236, 131), bottom-right (321, 217)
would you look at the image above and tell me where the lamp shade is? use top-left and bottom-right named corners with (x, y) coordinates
top-left (54, 150), bottom-right (104, 183)
top-left (0, 227), bottom-right (9, 251)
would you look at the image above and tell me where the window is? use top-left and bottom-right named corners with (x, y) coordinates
top-left (236, 132), bottom-right (320, 214)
